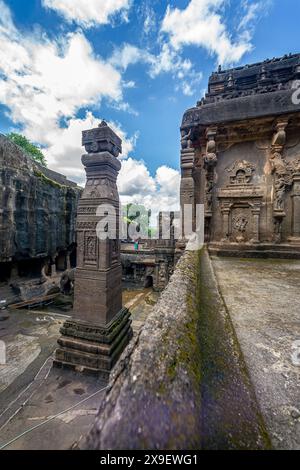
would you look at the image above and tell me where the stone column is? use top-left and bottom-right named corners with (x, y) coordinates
top-left (54, 121), bottom-right (133, 379)
top-left (180, 148), bottom-right (196, 238)
top-left (66, 252), bottom-right (71, 270)
top-left (204, 127), bottom-right (218, 242)
top-left (290, 175), bottom-right (300, 243)
top-left (221, 205), bottom-right (230, 242)
top-left (51, 263), bottom-right (57, 277)
top-left (251, 208), bottom-right (261, 244)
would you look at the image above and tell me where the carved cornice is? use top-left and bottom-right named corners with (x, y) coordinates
top-left (198, 53), bottom-right (300, 106)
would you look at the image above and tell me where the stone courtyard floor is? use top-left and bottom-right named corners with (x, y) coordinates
top-left (0, 289), bottom-right (158, 450)
top-left (211, 257), bottom-right (300, 450)
top-left (1, 259), bottom-right (299, 450)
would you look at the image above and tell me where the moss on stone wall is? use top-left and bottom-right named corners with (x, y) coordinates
top-left (86, 250), bottom-right (203, 450)
top-left (85, 248), bottom-right (271, 450)
top-left (34, 170), bottom-right (68, 190)
top-left (198, 249), bottom-right (271, 450)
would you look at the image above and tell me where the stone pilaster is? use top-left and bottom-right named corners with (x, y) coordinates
top-left (180, 148), bottom-right (196, 238)
top-left (251, 207), bottom-right (261, 244)
top-left (54, 122), bottom-right (133, 379)
top-left (290, 174), bottom-right (300, 243)
top-left (270, 118), bottom-right (290, 243)
top-left (203, 127), bottom-right (218, 241)
top-left (220, 204), bottom-right (230, 242)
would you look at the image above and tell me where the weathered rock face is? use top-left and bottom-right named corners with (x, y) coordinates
top-left (0, 134), bottom-right (80, 272)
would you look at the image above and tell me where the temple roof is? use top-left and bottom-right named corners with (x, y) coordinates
top-left (198, 53), bottom-right (300, 106)
top-left (182, 53), bottom-right (300, 130)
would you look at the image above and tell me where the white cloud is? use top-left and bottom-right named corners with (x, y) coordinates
top-left (0, 5), bottom-right (124, 144)
top-left (238, 0), bottom-right (271, 42)
top-left (111, 42), bottom-right (202, 95)
top-left (111, 44), bottom-right (151, 71)
top-left (118, 158), bottom-right (156, 197)
top-left (118, 159), bottom-right (180, 221)
top-left (155, 165), bottom-right (181, 198)
top-left (42, 0), bottom-right (131, 28)
top-left (0, 1), bottom-right (180, 213)
top-left (44, 113), bottom-right (180, 218)
top-left (161, 0), bottom-right (252, 65)
top-left (148, 42), bottom-right (193, 78)
top-left (44, 112), bottom-right (138, 184)
top-left (143, 5), bottom-right (156, 36)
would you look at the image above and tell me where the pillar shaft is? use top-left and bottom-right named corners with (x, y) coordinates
top-left (291, 176), bottom-right (300, 240)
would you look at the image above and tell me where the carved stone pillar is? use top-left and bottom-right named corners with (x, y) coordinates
top-left (51, 263), bottom-right (57, 277)
top-left (54, 121), bottom-right (132, 379)
top-left (180, 146), bottom-right (196, 238)
top-left (251, 207), bottom-right (261, 244)
top-left (66, 252), bottom-right (71, 270)
top-left (221, 204), bottom-right (230, 242)
top-left (290, 174), bottom-right (300, 243)
top-left (203, 127), bottom-right (218, 241)
top-left (270, 118), bottom-right (290, 243)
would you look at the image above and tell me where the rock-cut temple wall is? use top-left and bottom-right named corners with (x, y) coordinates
top-left (180, 53), bottom-right (300, 258)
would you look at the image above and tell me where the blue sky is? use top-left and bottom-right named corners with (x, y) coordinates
top-left (0, 0), bottom-right (299, 213)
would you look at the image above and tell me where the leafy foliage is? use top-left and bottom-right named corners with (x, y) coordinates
top-left (124, 203), bottom-right (156, 239)
top-left (7, 133), bottom-right (47, 167)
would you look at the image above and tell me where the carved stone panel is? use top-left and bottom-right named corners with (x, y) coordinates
top-left (84, 232), bottom-right (97, 264)
top-left (231, 206), bottom-right (251, 243)
top-left (218, 158), bottom-right (263, 244)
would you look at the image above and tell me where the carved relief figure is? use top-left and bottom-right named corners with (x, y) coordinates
top-left (273, 218), bottom-right (282, 244)
top-left (86, 236), bottom-right (96, 261)
top-left (287, 157), bottom-right (300, 175)
top-left (180, 129), bottom-right (193, 150)
top-left (269, 120), bottom-right (292, 216)
top-left (269, 152), bottom-right (292, 211)
top-left (269, 152), bottom-right (287, 176)
top-left (274, 177), bottom-right (287, 211)
top-left (205, 179), bottom-right (214, 211)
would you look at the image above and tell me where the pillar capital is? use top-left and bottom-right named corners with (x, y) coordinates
top-left (82, 120), bottom-right (122, 157)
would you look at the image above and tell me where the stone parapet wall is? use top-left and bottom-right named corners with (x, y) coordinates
top-left (86, 250), bottom-right (202, 450)
top-left (85, 248), bottom-right (271, 450)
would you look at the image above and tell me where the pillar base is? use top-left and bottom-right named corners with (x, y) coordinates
top-left (53, 308), bottom-right (133, 381)
top-left (288, 237), bottom-right (300, 245)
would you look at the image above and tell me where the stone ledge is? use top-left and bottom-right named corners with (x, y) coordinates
top-left (84, 248), bottom-right (272, 450)
top-left (85, 250), bottom-right (203, 450)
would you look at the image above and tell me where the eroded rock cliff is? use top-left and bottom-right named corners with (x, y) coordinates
top-left (0, 134), bottom-right (80, 266)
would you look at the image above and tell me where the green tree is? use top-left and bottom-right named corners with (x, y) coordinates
top-left (123, 203), bottom-right (155, 239)
top-left (7, 133), bottom-right (47, 167)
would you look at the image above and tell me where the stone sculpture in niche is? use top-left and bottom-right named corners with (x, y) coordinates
top-left (218, 159), bottom-right (263, 244)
